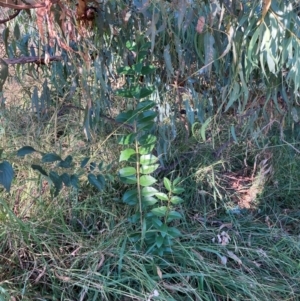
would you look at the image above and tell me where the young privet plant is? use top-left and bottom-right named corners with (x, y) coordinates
top-left (16, 146), bottom-right (110, 196)
top-left (116, 41), bottom-right (185, 256)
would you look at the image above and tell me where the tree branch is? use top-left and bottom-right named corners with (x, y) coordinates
top-left (3, 55), bottom-right (63, 65)
top-left (0, 9), bottom-right (20, 24)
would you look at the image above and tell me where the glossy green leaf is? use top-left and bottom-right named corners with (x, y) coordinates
top-left (140, 164), bottom-right (159, 174)
top-left (126, 40), bottom-right (137, 51)
top-left (137, 100), bottom-right (156, 111)
top-left (97, 174), bottom-right (106, 189)
top-left (139, 144), bottom-right (156, 155)
top-left (88, 173), bottom-right (104, 191)
top-left (151, 217), bottom-right (163, 228)
top-left (155, 192), bottom-right (169, 201)
top-left (17, 146), bottom-right (36, 157)
top-left (173, 177), bottom-right (181, 186)
top-left (151, 206), bottom-right (167, 217)
top-left (119, 148), bottom-right (136, 162)
top-left (115, 110), bottom-right (137, 123)
top-left (42, 153), bottom-right (62, 163)
top-left (132, 62), bottom-right (143, 73)
top-left (137, 121), bottom-right (155, 131)
top-left (141, 65), bottom-right (156, 75)
top-left (136, 110), bottom-right (157, 123)
top-left (58, 155), bottom-right (73, 168)
top-left (117, 66), bottom-right (134, 75)
top-left (163, 177), bottom-right (172, 192)
top-left (89, 162), bottom-right (96, 171)
top-left (167, 226), bottom-right (182, 238)
top-left (170, 196), bottom-right (184, 204)
top-left (140, 154), bottom-right (158, 165)
top-left (155, 234), bottom-right (164, 248)
top-left (139, 175), bottom-right (157, 186)
top-left (142, 186), bottom-right (159, 197)
top-left (49, 171), bottom-right (62, 196)
top-left (167, 211), bottom-right (182, 222)
top-left (128, 213), bottom-right (140, 224)
top-left (172, 187), bottom-right (185, 194)
top-left (118, 133), bottom-right (137, 145)
top-left (60, 173), bottom-right (71, 187)
top-left (70, 175), bottom-right (79, 189)
top-left (116, 88), bottom-right (133, 98)
top-left (119, 167), bottom-right (136, 177)
top-left (139, 87), bottom-right (155, 99)
top-left (0, 161), bottom-right (14, 192)
top-left (80, 157), bottom-right (90, 168)
top-left (122, 189), bottom-right (138, 205)
top-left (142, 195), bottom-right (158, 206)
top-left (119, 175), bottom-right (137, 184)
top-left (138, 133), bottom-right (157, 145)
top-left (31, 164), bottom-right (48, 176)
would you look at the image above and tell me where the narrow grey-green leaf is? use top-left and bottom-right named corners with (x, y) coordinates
top-left (200, 117), bottom-right (212, 141)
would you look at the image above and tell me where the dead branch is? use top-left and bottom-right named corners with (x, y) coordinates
top-left (3, 55), bottom-right (62, 65)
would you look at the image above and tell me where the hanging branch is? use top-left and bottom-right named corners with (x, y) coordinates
top-left (3, 55), bottom-right (62, 65)
top-left (0, 10), bottom-right (20, 24)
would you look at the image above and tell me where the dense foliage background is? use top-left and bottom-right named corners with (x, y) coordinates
top-left (0, 0), bottom-right (300, 300)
